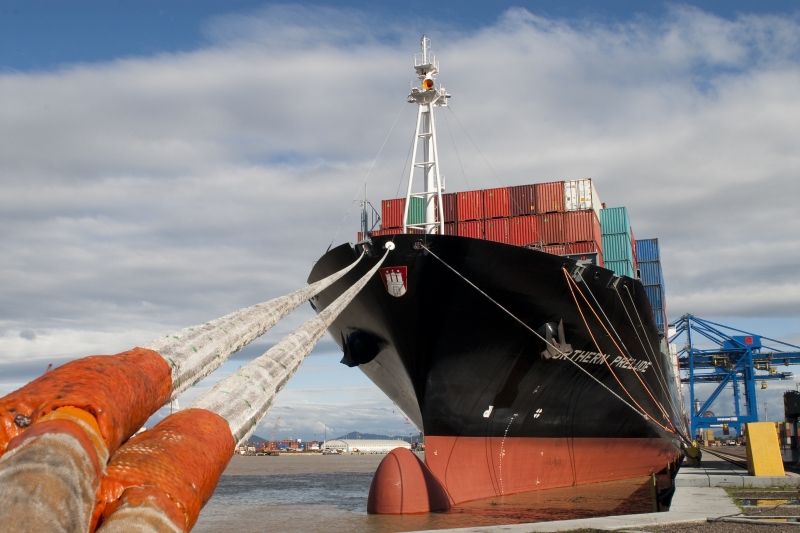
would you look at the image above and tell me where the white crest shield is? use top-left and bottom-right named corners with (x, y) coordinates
top-left (380, 266), bottom-right (408, 297)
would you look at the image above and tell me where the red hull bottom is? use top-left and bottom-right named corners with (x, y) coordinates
top-left (368, 436), bottom-right (681, 514)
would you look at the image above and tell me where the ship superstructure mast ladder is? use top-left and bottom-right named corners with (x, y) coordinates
top-left (671, 314), bottom-right (800, 438)
top-left (404, 36), bottom-right (450, 235)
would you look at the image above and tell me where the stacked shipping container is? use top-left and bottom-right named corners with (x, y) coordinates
top-left (365, 181), bottom-right (679, 275)
top-left (370, 180), bottom-right (602, 263)
top-left (599, 207), bottom-right (636, 278)
top-left (635, 238), bottom-right (668, 333)
top-left (360, 180), bottom-right (668, 335)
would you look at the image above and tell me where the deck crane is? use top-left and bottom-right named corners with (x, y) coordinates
top-left (670, 314), bottom-right (800, 438)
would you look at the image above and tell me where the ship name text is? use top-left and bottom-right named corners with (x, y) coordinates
top-left (552, 350), bottom-right (652, 374)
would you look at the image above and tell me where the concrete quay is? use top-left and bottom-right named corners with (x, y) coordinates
top-left (405, 456), bottom-right (786, 533)
top-left (677, 453), bottom-right (800, 488)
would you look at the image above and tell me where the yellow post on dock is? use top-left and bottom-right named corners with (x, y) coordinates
top-left (745, 422), bottom-right (785, 476)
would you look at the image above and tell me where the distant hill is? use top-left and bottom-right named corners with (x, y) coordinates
top-left (334, 431), bottom-right (422, 443)
top-left (246, 432), bottom-right (423, 444)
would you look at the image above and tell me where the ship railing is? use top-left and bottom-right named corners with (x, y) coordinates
top-left (408, 81), bottom-right (449, 106)
top-left (414, 51), bottom-right (438, 71)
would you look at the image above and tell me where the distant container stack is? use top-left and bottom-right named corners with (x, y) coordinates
top-left (635, 238), bottom-right (668, 333)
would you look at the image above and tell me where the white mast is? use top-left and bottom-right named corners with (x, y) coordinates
top-left (403, 36), bottom-right (450, 234)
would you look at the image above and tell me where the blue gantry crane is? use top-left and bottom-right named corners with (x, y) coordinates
top-left (670, 314), bottom-right (800, 438)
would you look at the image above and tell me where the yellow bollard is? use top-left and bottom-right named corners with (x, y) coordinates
top-left (745, 422), bottom-right (785, 476)
top-left (685, 442), bottom-right (702, 467)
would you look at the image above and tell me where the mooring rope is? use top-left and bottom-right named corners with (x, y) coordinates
top-left (95, 248), bottom-right (392, 532)
top-left (191, 248), bottom-right (390, 445)
top-left (579, 276), bottom-right (689, 440)
top-left (563, 271), bottom-right (677, 431)
top-left (327, 101), bottom-right (408, 252)
top-left (561, 269), bottom-right (676, 435)
top-left (618, 283), bottom-right (691, 442)
top-left (146, 251), bottom-right (365, 400)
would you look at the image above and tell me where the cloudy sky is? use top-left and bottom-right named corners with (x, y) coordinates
top-left (1, 1), bottom-right (799, 440)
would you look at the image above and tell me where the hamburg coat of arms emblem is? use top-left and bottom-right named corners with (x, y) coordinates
top-left (380, 266), bottom-right (408, 297)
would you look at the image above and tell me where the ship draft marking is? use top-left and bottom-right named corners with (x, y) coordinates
top-left (380, 266), bottom-right (408, 297)
top-left (552, 349), bottom-right (653, 373)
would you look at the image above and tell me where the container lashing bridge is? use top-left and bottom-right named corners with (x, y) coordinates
top-left (670, 314), bottom-right (800, 439)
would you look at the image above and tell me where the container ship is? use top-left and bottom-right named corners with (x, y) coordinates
top-left (307, 37), bottom-right (687, 512)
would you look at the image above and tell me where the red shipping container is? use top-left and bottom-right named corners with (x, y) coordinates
top-left (564, 241), bottom-right (599, 254)
top-left (536, 212), bottom-right (564, 245)
top-left (381, 198), bottom-right (406, 229)
top-left (535, 181), bottom-right (564, 214)
top-left (444, 222), bottom-right (457, 235)
top-left (485, 218), bottom-right (509, 244)
top-left (542, 244), bottom-right (566, 255)
top-left (441, 193), bottom-right (458, 223)
top-left (509, 184), bottom-right (536, 216)
top-left (630, 226), bottom-right (638, 272)
top-left (509, 215), bottom-right (539, 246)
top-left (484, 187), bottom-right (510, 219)
top-left (357, 232), bottom-right (362, 242)
top-left (371, 228), bottom-right (403, 236)
top-left (456, 190), bottom-right (484, 221)
top-left (563, 210), bottom-right (601, 245)
top-left (457, 220), bottom-right (484, 239)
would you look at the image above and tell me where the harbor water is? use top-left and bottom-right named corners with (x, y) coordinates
top-left (193, 455), bottom-right (655, 533)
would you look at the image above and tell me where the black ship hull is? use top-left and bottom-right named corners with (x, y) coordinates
top-left (308, 234), bottom-right (684, 504)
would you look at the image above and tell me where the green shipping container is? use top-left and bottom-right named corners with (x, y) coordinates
top-left (602, 233), bottom-right (635, 263)
top-left (406, 197), bottom-right (426, 225)
top-left (605, 259), bottom-right (635, 278)
top-left (599, 207), bottom-right (632, 237)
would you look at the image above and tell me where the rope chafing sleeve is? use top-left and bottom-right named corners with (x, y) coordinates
top-left (94, 409), bottom-right (230, 533)
top-left (94, 248), bottom-right (389, 532)
top-left (0, 348), bottom-right (172, 456)
top-left (145, 252), bottom-right (365, 400)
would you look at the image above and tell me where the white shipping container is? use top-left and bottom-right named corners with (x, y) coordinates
top-left (564, 179), bottom-right (601, 219)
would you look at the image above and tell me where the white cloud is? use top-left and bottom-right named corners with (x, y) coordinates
top-left (2, 4), bottom-right (800, 432)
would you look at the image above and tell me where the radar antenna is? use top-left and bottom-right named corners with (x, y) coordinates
top-left (404, 36), bottom-right (450, 234)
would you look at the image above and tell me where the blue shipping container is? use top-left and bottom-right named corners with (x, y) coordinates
top-left (602, 233), bottom-right (635, 263)
top-left (652, 307), bottom-right (666, 333)
top-left (639, 261), bottom-right (665, 287)
top-left (634, 238), bottom-right (661, 262)
top-left (644, 285), bottom-right (664, 309)
top-left (599, 207), bottom-right (632, 236)
top-left (605, 259), bottom-right (635, 278)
